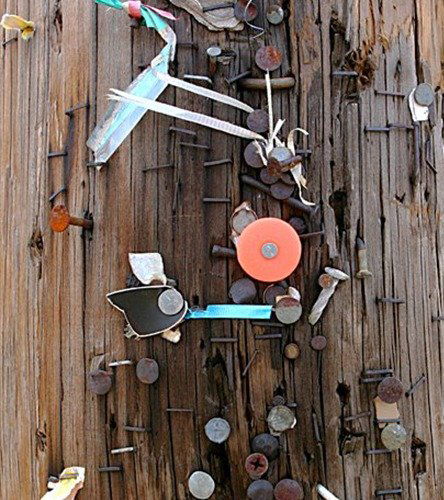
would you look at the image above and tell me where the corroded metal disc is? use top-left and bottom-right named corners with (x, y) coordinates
top-left (188, 471), bottom-right (215, 499)
top-left (284, 343), bottom-right (300, 360)
top-left (414, 83), bottom-right (434, 107)
top-left (267, 405), bottom-right (296, 433)
top-left (88, 369), bottom-right (112, 395)
top-left (229, 278), bottom-right (257, 304)
top-left (234, 0), bottom-right (258, 21)
top-left (247, 479), bottom-right (274, 500)
top-left (255, 46), bottom-right (283, 72)
top-left (266, 4), bottom-right (284, 24)
top-left (158, 288), bottom-right (184, 315)
top-left (136, 358), bottom-right (159, 384)
top-left (231, 207), bottom-right (258, 234)
top-left (244, 141), bottom-right (264, 168)
top-left (381, 423), bottom-right (407, 450)
top-left (247, 109), bottom-right (269, 133)
top-left (377, 376), bottom-right (404, 404)
top-left (260, 168), bottom-right (279, 185)
top-left (245, 453), bottom-right (269, 479)
top-left (270, 181), bottom-right (294, 200)
top-left (310, 335), bottom-right (327, 351)
top-left (204, 417), bottom-right (231, 443)
top-left (288, 217), bottom-right (307, 234)
top-left (274, 479), bottom-right (304, 500)
top-left (251, 433), bottom-right (280, 460)
top-left (275, 297), bottom-right (302, 324)
top-left (263, 284), bottom-right (286, 305)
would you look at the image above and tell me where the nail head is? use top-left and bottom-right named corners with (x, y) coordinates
top-left (255, 46), bottom-right (283, 72)
top-left (251, 433), bottom-right (280, 461)
top-left (274, 479), bottom-right (304, 500)
top-left (245, 453), bottom-right (269, 480)
top-left (266, 5), bottom-right (284, 24)
top-left (204, 417), bottom-right (231, 443)
top-left (284, 343), bottom-right (300, 360)
top-left (247, 479), bottom-right (274, 500)
top-left (244, 142), bottom-right (264, 168)
top-left (263, 284), bottom-right (286, 305)
top-left (414, 83), bottom-right (434, 107)
top-left (136, 358), bottom-right (159, 384)
top-left (229, 278), bottom-right (257, 304)
top-left (377, 376), bottom-right (403, 404)
top-left (88, 369), bottom-right (112, 395)
top-left (275, 297), bottom-right (302, 324)
top-left (267, 405), bottom-right (296, 434)
top-left (310, 335), bottom-right (327, 351)
top-left (247, 109), bottom-right (269, 134)
top-left (158, 288), bottom-right (184, 315)
top-left (188, 471), bottom-right (215, 499)
top-left (270, 181), bottom-right (294, 200)
top-left (381, 423), bottom-right (407, 450)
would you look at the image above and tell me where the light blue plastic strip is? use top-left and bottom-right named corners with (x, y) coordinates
top-left (185, 305), bottom-right (273, 320)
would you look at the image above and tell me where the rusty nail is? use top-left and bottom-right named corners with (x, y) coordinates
top-left (204, 158), bottom-right (232, 167)
top-left (343, 411), bottom-right (371, 422)
top-left (202, 1), bottom-right (234, 12)
top-left (274, 479), bottom-right (304, 500)
top-left (48, 151), bottom-right (68, 158)
top-left (98, 466), bottom-right (123, 472)
top-left (251, 321), bottom-right (283, 327)
top-left (123, 425), bottom-right (149, 432)
top-left (169, 126), bottom-right (196, 137)
top-left (211, 337), bottom-right (238, 343)
top-left (238, 76), bottom-right (295, 90)
top-left (203, 197), bottom-right (231, 203)
top-left (242, 349), bottom-right (259, 377)
top-left (255, 46), bottom-right (283, 72)
top-left (375, 418), bottom-right (401, 424)
top-left (365, 126), bottom-right (391, 132)
top-left (361, 377), bottom-right (386, 383)
top-left (180, 142), bottom-right (210, 150)
top-left (207, 46), bottom-right (222, 75)
top-left (375, 488), bottom-right (402, 496)
top-left (108, 360), bottom-right (133, 367)
top-left (364, 368), bottom-right (393, 375)
top-left (110, 447), bottom-right (136, 455)
top-left (288, 217), bottom-right (307, 234)
top-left (87, 161), bottom-right (107, 168)
top-left (374, 89), bottom-right (406, 97)
top-left (49, 186), bottom-right (67, 203)
top-left (255, 333), bottom-right (282, 340)
top-left (332, 70), bottom-right (358, 77)
top-left (275, 297), bottom-right (302, 324)
top-left (387, 122), bottom-right (414, 130)
top-left (366, 449), bottom-right (392, 455)
top-left (260, 168), bottom-right (280, 185)
top-left (50, 205), bottom-right (93, 232)
top-left (284, 343), bottom-right (300, 360)
top-left (142, 163), bottom-right (174, 172)
top-left (225, 70), bottom-right (252, 85)
top-left (65, 102), bottom-right (89, 116)
top-left (177, 41), bottom-right (198, 49)
top-left (183, 74), bottom-right (213, 86)
top-left (245, 453), bottom-right (268, 479)
top-left (356, 237), bottom-right (372, 278)
top-left (166, 408), bottom-right (193, 413)
top-left (2, 36), bottom-right (18, 47)
top-left (300, 230), bottom-right (324, 240)
top-left (136, 358), bottom-right (159, 384)
top-left (376, 297), bottom-right (405, 304)
top-left (211, 244), bottom-right (236, 258)
top-left (405, 374), bottom-right (426, 397)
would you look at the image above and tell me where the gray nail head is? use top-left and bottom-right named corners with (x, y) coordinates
top-left (158, 288), bottom-right (184, 315)
top-left (261, 242), bottom-right (278, 259)
top-left (414, 83), bottom-right (434, 107)
top-left (188, 471), bottom-right (215, 499)
top-left (204, 418), bottom-right (231, 443)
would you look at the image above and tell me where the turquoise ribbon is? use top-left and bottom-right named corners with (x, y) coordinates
top-left (185, 305), bottom-right (273, 320)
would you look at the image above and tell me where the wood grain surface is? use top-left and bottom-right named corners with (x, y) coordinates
top-left (0, 0), bottom-right (443, 498)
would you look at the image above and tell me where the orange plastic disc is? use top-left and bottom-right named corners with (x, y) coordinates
top-left (236, 218), bottom-right (301, 282)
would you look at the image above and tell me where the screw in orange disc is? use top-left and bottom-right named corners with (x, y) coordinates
top-left (236, 218), bottom-right (301, 282)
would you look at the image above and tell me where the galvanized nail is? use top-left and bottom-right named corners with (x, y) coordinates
top-left (110, 447), bottom-right (136, 454)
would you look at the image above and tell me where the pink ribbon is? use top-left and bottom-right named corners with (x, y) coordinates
top-left (127, 1), bottom-right (177, 21)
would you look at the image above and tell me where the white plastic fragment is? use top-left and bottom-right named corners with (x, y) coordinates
top-left (129, 252), bottom-right (167, 285)
top-left (316, 484), bottom-right (340, 500)
top-left (161, 328), bottom-right (182, 343)
top-left (408, 89), bottom-right (429, 122)
top-left (42, 467), bottom-right (85, 500)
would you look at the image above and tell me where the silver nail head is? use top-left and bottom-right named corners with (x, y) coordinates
top-left (207, 46), bottom-right (222, 58)
top-left (267, 405), bottom-right (296, 435)
top-left (158, 288), bottom-right (184, 315)
top-left (266, 5), bottom-right (284, 25)
top-left (381, 423), bottom-right (407, 450)
top-left (204, 417), bottom-right (231, 443)
top-left (188, 471), bottom-right (215, 499)
top-left (414, 83), bottom-right (434, 107)
top-left (261, 242), bottom-right (278, 259)
top-left (325, 267), bottom-right (349, 281)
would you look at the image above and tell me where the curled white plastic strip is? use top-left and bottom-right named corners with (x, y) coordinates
top-left (109, 89), bottom-right (266, 141)
top-left (153, 70), bottom-right (254, 113)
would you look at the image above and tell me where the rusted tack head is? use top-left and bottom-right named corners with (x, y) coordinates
top-left (136, 358), bottom-right (159, 384)
top-left (88, 369), bottom-right (112, 395)
top-left (255, 46), bottom-right (283, 72)
top-left (245, 453), bottom-right (269, 480)
top-left (318, 273), bottom-right (335, 288)
top-left (284, 343), bottom-right (300, 360)
top-left (377, 376), bottom-right (403, 404)
top-left (50, 205), bottom-right (71, 232)
top-left (274, 479), bottom-right (304, 500)
top-left (247, 479), bottom-right (274, 500)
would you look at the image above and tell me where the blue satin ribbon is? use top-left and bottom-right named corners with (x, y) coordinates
top-left (185, 305), bottom-right (273, 320)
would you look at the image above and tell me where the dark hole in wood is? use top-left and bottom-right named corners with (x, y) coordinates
top-left (336, 382), bottom-right (351, 405)
top-left (329, 190), bottom-right (348, 233)
top-left (411, 436), bottom-right (427, 477)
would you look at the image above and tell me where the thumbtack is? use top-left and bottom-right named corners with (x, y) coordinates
top-left (65, 102), bottom-right (89, 117)
top-left (405, 374), bottom-right (426, 397)
top-left (356, 237), bottom-right (372, 278)
top-left (255, 334), bottom-right (282, 340)
top-left (204, 159), bottom-right (232, 167)
top-left (183, 74), bottom-right (213, 86)
top-left (123, 425), bottom-right (149, 432)
top-left (48, 151), bottom-right (68, 158)
top-left (50, 205), bottom-right (93, 233)
top-left (365, 449), bottom-right (392, 455)
top-left (225, 70), bottom-right (252, 85)
top-left (203, 197), bottom-right (231, 203)
top-left (110, 447), bottom-right (136, 455)
top-left (179, 142), bottom-right (210, 150)
top-left (210, 337), bottom-right (238, 343)
top-left (343, 411), bottom-right (371, 421)
top-left (332, 70), bottom-right (358, 77)
top-left (48, 186), bottom-right (67, 203)
top-left (2, 36), bottom-right (18, 47)
top-left (169, 126), bottom-right (196, 137)
top-left (108, 360), bottom-right (133, 367)
top-left (376, 297), bottom-right (405, 304)
top-left (375, 487), bottom-right (402, 496)
top-left (98, 466), bottom-right (123, 473)
top-left (166, 408), bottom-right (194, 413)
top-left (242, 349), bottom-right (259, 377)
